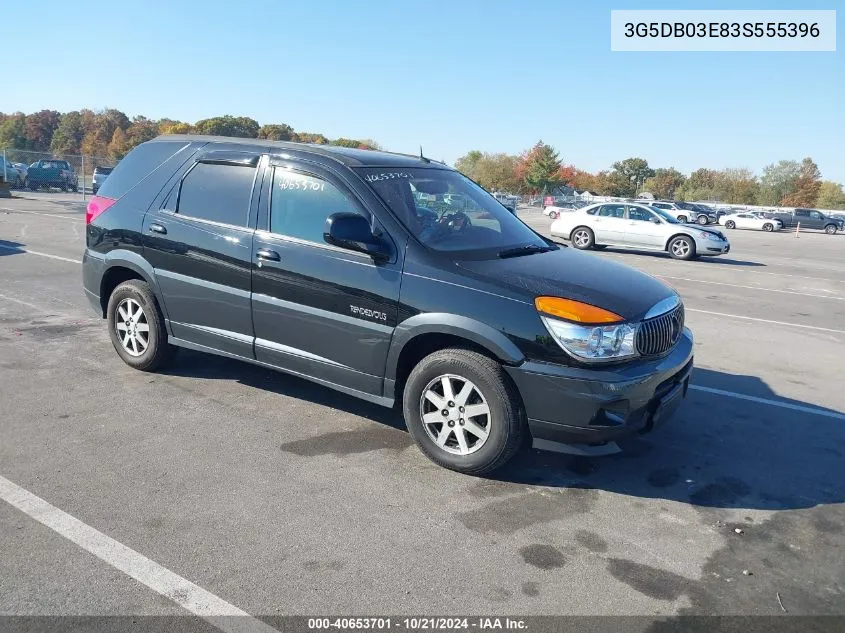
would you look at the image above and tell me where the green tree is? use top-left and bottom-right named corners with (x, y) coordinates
top-left (677, 168), bottom-right (718, 201)
top-left (194, 115), bottom-right (259, 138)
top-left (781, 157), bottom-right (822, 208)
top-left (455, 150), bottom-right (483, 180)
top-left (50, 111), bottom-right (85, 155)
top-left (0, 113), bottom-right (28, 151)
top-left (519, 141), bottom-right (562, 193)
top-left (610, 157), bottom-right (654, 196)
top-left (473, 153), bottom-right (521, 192)
top-left (816, 181), bottom-right (845, 210)
top-left (258, 123), bottom-right (294, 141)
top-left (330, 137), bottom-right (362, 148)
top-left (593, 169), bottom-right (633, 197)
top-left (759, 160), bottom-right (800, 206)
top-left (643, 167), bottom-right (686, 199)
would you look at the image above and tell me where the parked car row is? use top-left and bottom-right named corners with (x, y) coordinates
top-left (1, 158), bottom-right (27, 187)
top-left (549, 201), bottom-right (730, 260)
top-left (1, 158), bottom-right (117, 193)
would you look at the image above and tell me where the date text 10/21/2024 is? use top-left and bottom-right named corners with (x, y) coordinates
top-left (307, 617), bottom-right (528, 630)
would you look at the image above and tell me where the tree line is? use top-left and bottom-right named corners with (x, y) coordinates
top-left (456, 142), bottom-right (845, 210)
top-left (0, 109), bottom-right (381, 163)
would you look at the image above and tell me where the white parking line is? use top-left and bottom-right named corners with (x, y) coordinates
top-left (0, 475), bottom-right (279, 633)
top-left (689, 385), bottom-right (845, 420)
top-left (2, 207), bottom-right (83, 221)
top-left (658, 275), bottom-right (843, 300)
top-left (0, 243), bottom-right (82, 264)
top-left (686, 308), bottom-right (845, 334)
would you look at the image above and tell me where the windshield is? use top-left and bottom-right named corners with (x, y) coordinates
top-left (356, 167), bottom-right (551, 254)
top-left (648, 206), bottom-right (680, 224)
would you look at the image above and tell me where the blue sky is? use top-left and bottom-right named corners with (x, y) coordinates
top-left (4, 0), bottom-right (843, 181)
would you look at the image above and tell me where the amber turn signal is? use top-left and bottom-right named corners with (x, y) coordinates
top-left (534, 296), bottom-right (623, 324)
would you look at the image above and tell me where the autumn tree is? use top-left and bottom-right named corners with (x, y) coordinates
top-left (817, 181), bottom-right (845, 210)
top-left (718, 168), bottom-right (760, 204)
top-left (519, 141), bottom-right (562, 193)
top-left (455, 151), bottom-right (483, 179)
top-left (126, 116), bottom-right (160, 147)
top-left (593, 170), bottom-right (634, 197)
top-left (781, 157), bottom-right (821, 208)
top-left (759, 160), bottom-right (800, 206)
top-left (643, 167), bottom-right (686, 199)
top-left (107, 128), bottom-right (132, 160)
top-left (677, 168), bottom-right (718, 201)
top-left (258, 123), bottom-right (294, 141)
top-left (162, 121), bottom-right (193, 135)
top-left (24, 110), bottom-right (61, 152)
top-left (292, 132), bottom-right (328, 144)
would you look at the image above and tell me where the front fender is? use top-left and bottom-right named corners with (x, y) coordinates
top-left (384, 312), bottom-right (525, 382)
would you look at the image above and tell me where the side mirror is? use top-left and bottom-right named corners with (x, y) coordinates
top-left (324, 212), bottom-right (390, 260)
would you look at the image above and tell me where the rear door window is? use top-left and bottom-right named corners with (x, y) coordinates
top-left (597, 204), bottom-right (626, 218)
top-left (176, 162), bottom-right (256, 227)
top-left (97, 141), bottom-right (189, 200)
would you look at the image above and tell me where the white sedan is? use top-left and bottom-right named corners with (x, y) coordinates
top-left (550, 202), bottom-right (730, 260)
top-left (719, 212), bottom-right (782, 232)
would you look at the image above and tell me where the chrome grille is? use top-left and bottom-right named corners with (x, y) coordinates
top-left (636, 303), bottom-right (685, 356)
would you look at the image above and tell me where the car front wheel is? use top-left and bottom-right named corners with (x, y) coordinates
top-left (571, 226), bottom-right (595, 249)
top-left (697, 215), bottom-right (709, 225)
top-left (825, 225), bottom-right (838, 234)
top-left (403, 348), bottom-right (524, 475)
top-left (549, 210), bottom-right (558, 219)
top-left (107, 279), bottom-right (177, 372)
top-left (677, 215), bottom-right (688, 223)
top-left (668, 236), bottom-right (695, 260)
top-left (725, 220), bottom-right (736, 229)
top-left (763, 223), bottom-right (774, 232)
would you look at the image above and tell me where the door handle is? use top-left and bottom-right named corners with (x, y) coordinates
top-left (149, 223), bottom-right (167, 235)
top-left (256, 248), bottom-right (280, 262)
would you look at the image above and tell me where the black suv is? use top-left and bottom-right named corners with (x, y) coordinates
top-left (83, 136), bottom-right (693, 474)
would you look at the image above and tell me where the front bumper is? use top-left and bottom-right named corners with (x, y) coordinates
top-left (505, 329), bottom-right (694, 449)
top-left (694, 235), bottom-right (730, 255)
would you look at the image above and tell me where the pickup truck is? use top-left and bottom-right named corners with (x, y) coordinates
top-left (771, 208), bottom-right (844, 234)
top-left (26, 159), bottom-right (78, 192)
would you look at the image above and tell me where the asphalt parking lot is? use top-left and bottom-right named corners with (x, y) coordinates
top-left (1, 194), bottom-right (844, 624)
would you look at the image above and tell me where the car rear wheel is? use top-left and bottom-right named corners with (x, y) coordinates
top-left (697, 215), bottom-right (709, 225)
top-left (107, 280), bottom-right (177, 372)
top-left (26, 180), bottom-right (37, 191)
top-left (548, 210), bottom-right (559, 219)
top-left (763, 223), bottom-right (773, 232)
top-left (825, 225), bottom-right (838, 235)
top-left (403, 348), bottom-right (524, 475)
top-left (668, 236), bottom-right (695, 260)
top-left (677, 215), bottom-right (688, 223)
top-left (725, 220), bottom-right (736, 229)
top-left (571, 227), bottom-right (595, 249)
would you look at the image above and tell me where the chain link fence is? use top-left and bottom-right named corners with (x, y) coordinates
top-left (1, 147), bottom-right (117, 198)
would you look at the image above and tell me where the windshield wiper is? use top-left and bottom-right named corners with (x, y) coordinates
top-left (498, 244), bottom-right (554, 258)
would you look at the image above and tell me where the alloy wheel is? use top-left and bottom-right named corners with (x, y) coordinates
top-left (671, 239), bottom-right (690, 258)
top-left (573, 230), bottom-right (590, 247)
top-left (419, 374), bottom-right (491, 456)
top-left (114, 298), bottom-right (150, 357)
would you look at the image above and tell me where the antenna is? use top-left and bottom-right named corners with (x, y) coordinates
top-left (419, 146), bottom-right (430, 163)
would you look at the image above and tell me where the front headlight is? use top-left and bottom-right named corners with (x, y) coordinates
top-left (698, 231), bottom-right (719, 240)
top-left (539, 315), bottom-right (638, 362)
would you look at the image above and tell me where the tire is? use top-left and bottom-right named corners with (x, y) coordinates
top-left (763, 223), bottom-right (773, 232)
top-left (677, 215), bottom-right (688, 223)
top-left (27, 179), bottom-right (38, 191)
top-left (106, 279), bottom-right (177, 372)
top-left (668, 235), bottom-right (695, 260)
top-left (725, 220), bottom-right (736, 229)
top-left (14, 176), bottom-right (23, 189)
top-left (825, 224), bottom-right (837, 235)
top-left (697, 215), bottom-right (709, 225)
top-left (402, 348), bottom-right (524, 475)
top-left (549, 211), bottom-right (558, 220)
top-left (571, 226), bottom-right (595, 250)
top-left (593, 245), bottom-right (607, 250)
top-left (92, 185), bottom-right (98, 195)
top-left (61, 182), bottom-right (68, 192)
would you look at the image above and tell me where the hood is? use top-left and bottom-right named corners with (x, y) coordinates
top-left (696, 226), bottom-right (726, 239)
top-left (455, 247), bottom-right (676, 322)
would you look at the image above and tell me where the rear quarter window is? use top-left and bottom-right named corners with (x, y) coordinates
top-left (97, 141), bottom-right (189, 200)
